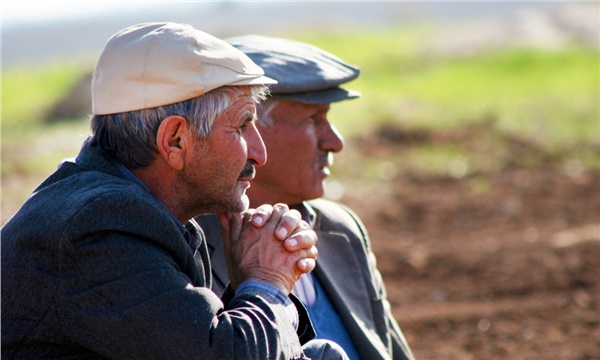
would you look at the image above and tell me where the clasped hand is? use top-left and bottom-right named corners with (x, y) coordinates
top-left (218, 204), bottom-right (318, 294)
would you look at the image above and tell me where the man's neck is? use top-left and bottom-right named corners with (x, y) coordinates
top-left (130, 165), bottom-right (190, 224)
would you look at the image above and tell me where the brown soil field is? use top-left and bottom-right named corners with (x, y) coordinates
top-left (338, 127), bottom-right (600, 359)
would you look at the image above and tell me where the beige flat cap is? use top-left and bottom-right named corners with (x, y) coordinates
top-left (92, 22), bottom-right (276, 115)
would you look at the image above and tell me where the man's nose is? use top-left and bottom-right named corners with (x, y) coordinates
top-left (320, 121), bottom-right (344, 153)
top-left (246, 122), bottom-right (267, 166)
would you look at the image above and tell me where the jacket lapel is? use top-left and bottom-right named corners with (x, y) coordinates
top-left (313, 230), bottom-right (390, 359)
top-left (207, 237), bottom-right (228, 295)
top-left (197, 214), bottom-right (229, 296)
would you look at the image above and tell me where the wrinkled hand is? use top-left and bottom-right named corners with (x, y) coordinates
top-left (218, 204), bottom-right (318, 294)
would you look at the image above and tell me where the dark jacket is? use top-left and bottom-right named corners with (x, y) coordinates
top-left (198, 198), bottom-right (414, 360)
top-left (1, 139), bottom-right (313, 359)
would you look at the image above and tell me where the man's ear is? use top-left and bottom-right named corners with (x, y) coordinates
top-left (156, 116), bottom-right (190, 171)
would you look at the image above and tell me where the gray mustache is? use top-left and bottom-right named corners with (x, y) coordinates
top-left (239, 163), bottom-right (255, 179)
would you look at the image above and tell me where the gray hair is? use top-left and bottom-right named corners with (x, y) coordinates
top-left (90, 85), bottom-right (269, 169)
top-left (255, 97), bottom-right (281, 127)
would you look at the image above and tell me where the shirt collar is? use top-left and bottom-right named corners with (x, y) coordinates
top-left (290, 202), bottom-right (316, 229)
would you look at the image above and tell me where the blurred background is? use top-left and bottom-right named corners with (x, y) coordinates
top-left (2, 1), bottom-right (599, 359)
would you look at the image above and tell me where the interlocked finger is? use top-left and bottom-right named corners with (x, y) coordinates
top-left (283, 227), bottom-right (317, 252)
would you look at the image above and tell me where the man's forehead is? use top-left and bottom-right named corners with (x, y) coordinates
top-left (275, 99), bottom-right (330, 113)
top-left (220, 96), bottom-right (257, 123)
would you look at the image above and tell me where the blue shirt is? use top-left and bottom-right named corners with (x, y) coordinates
top-left (301, 273), bottom-right (361, 360)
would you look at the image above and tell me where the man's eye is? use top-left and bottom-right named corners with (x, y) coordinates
top-left (305, 116), bottom-right (317, 124)
top-left (237, 123), bottom-right (248, 133)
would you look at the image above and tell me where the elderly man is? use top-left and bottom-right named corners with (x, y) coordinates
top-left (196, 36), bottom-right (415, 360)
top-left (1, 23), bottom-right (348, 360)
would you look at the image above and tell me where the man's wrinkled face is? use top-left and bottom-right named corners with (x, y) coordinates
top-left (248, 99), bottom-right (344, 206)
top-left (183, 88), bottom-right (266, 214)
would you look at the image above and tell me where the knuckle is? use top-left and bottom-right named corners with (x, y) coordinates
top-left (257, 203), bottom-right (272, 211)
top-left (273, 203), bottom-right (289, 212)
top-left (294, 230), bottom-right (312, 243)
top-left (282, 213), bottom-right (301, 227)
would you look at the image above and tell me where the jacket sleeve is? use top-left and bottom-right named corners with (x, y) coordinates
top-left (57, 191), bottom-right (308, 360)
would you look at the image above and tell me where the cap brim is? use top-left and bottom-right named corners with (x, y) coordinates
top-left (272, 87), bottom-right (361, 105)
top-left (230, 75), bottom-right (278, 86)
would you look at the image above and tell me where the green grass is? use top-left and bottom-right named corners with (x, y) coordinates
top-left (318, 34), bottom-right (599, 145)
top-left (391, 48), bottom-right (599, 141)
top-left (2, 61), bottom-right (92, 128)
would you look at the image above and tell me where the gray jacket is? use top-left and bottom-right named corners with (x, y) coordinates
top-left (198, 199), bottom-right (414, 360)
top-left (1, 139), bottom-right (314, 359)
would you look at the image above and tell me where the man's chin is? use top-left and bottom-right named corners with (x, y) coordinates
top-left (239, 195), bottom-right (250, 212)
top-left (229, 194), bottom-right (250, 213)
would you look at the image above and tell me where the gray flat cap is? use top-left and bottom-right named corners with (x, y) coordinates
top-left (226, 35), bottom-right (361, 104)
